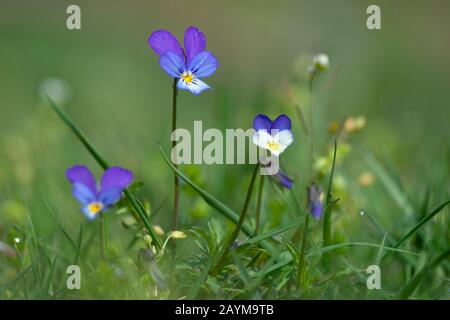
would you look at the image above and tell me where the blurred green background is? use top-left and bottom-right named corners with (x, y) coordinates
top-left (0, 0), bottom-right (449, 299)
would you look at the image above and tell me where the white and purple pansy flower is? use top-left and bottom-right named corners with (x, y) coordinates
top-left (66, 165), bottom-right (133, 220)
top-left (148, 26), bottom-right (219, 96)
top-left (252, 114), bottom-right (294, 157)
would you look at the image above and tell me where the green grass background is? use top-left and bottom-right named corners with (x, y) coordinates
top-left (0, 0), bottom-right (449, 299)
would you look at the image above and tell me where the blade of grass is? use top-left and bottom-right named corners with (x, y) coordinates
top-left (375, 233), bottom-right (387, 266)
top-left (187, 259), bottom-right (212, 299)
top-left (43, 198), bottom-right (77, 250)
top-left (397, 247), bottom-right (450, 299)
top-left (244, 218), bottom-right (302, 246)
top-left (308, 242), bottom-right (419, 257)
top-left (46, 96), bottom-right (162, 249)
top-left (322, 139), bottom-right (338, 248)
top-left (382, 200), bottom-right (449, 261)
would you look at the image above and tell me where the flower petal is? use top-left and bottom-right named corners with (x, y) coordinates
top-left (177, 77), bottom-right (210, 95)
top-left (101, 167), bottom-right (133, 193)
top-left (72, 182), bottom-right (96, 206)
top-left (81, 205), bottom-right (100, 220)
top-left (271, 114), bottom-right (291, 132)
top-left (148, 30), bottom-right (183, 59)
top-left (253, 114), bottom-right (272, 131)
top-left (252, 129), bottom-right (272, 149)
top-left (99, 188), bottom-right (123, 207)
top-left (184, 26), bottom-right (206, 64)
top-left (66, 165), bottom-right (97, 195)
top-left (274, 130), bottom-right (294, 149)
top-left (274, 171), bottom-right (293, 189)
top-left (310, 201), bottom-right (323, 219)
top-left (187, 51), bottom-right (218, 78)
top-left (159, 51), bottom-right (185, 78)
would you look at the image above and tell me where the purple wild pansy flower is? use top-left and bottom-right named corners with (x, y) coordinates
top-left (307, 183), bottom-right (323, 219)
top-left (148, 26), bottom-right (219, 96)
top-left (66, 165), bottom-right (133, 220)
top-left (253, 114), bottom-right (294, 156)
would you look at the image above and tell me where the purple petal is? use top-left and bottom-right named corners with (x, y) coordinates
top-left (308, 183), bottom-right (323, 219)
top-left (310, 201), bottom-right (323, 219)
top-left (72, 182), bottom-right (96, 206)
top-left (99, 188), bottom-right (123, 207)
top-left (148, 30), bottom-right (183, 59)
top-left (177, 77), bottom-right (210, 95)
top-left (66, 165), bottom-right (97, 195)
top-left (159, 51), bottom-right (185, 78)
top-left (184, 26), bottom-right (206, 65)
top-left (188, 51), bottom-right (218, 78)
top-left (253, 114), bottom-right (272, 131)
top-left (274, 171), bottom-right (293, 189)
top-left (271, 114), bottom-right (291, 131)
top-left (101, 167), bottom-right (133, 193)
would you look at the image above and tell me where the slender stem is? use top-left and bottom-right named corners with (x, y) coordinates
top-left (215, 164), bottom-right (260, 270)
top-left (322, 140), bottom-right (337, 248)
top-left (308, 81), bottom-right (315, 176)
top-left (254, 174), bottom-right (265, 235)
top-left (171, 78), bottom-right (180, 231)
top-left (297, 213), bottom-right (310, 288)
top-left (101, 213), bottom-right (110, 259)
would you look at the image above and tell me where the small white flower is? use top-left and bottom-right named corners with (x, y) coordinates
top-left (313, 53), bottom-right (330, 71)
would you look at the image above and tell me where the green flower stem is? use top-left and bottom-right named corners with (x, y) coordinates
top-left (215, 164), bottom-right (260, 270)
top-left (254, 174), bottom-right (265, 235)
top-left (101, 213), bottom-right (109, 259)
top-left (171, 78), bottom-right (180, 232)
top-left (322, 140), bottom-right (337, 248)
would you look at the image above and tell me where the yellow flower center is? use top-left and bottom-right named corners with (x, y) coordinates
top-left (181, 72), bottom-right (194, 84)
top-left (267, 140), bottom-right (281, 152)
top-left (88, 202), bottom-right (104, 215)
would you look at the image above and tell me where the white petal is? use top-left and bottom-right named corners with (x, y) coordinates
top-left (253, 130), bottom-right (271, 149)
top-left (275, 130), bottom-right (293, 149)
top-left (177, 77), bottom-right (210, 96)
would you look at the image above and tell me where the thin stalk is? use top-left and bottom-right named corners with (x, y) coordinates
top-left (297, 213), bottom-right (310, 288)
top-left (101, 214), bottom-right (109, 259)
top-left (171, 78), bottom-right (180, 231)
top-left (254, 174), bottom-right (265, 235)
top-left (308, 73), bottom-right (315, 175)
top-left (322, 140), bottom-right (337, 248)
top-left (215, 164), bottom-right (260, 270)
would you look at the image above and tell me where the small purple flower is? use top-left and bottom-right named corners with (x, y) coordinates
top-left (148, 26), bottom-right (219, 96)
top-left (307, 183), bottom-right (323, 219)
top-left (273, 170), bottom-right (294, 189)
top-left (66, 165), bottom-right (133, 220)
top-left (252, 114), bottom-right (294, 156)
